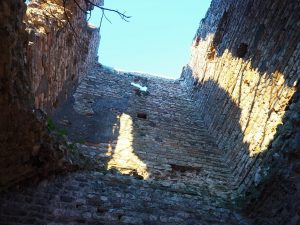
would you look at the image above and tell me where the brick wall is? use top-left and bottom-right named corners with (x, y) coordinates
top-left (0, 0), bottom-right (49, 189)
top-left (25, 0), bottom-right (102, 111)
top-left (182, 0), bottom-right (299, 198)
top-left (0, 0), bottom-right (102, 189)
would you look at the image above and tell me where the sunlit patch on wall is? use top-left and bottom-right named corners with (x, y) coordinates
top-left (190, 37), bottom-right (296, 157)
top-left (107, 113), bottom-right (149, 179)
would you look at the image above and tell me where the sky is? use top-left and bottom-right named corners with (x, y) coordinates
top-left (89, 0), bottom-right (211, 79)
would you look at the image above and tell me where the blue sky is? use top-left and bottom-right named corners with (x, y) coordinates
top-left (89, 0), bottom-right (211, 78)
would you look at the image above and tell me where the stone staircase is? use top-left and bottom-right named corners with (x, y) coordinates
top-left (0, 64), bottom-right (249, 225)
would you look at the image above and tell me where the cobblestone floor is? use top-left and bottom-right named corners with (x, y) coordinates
top-left (0, 64), bottom-right (249, 225)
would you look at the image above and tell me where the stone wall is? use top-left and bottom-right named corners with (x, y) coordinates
top-left (0, 0), bottom-right (28, 186)
top-left (0, 0), bottom-right (57, 189)
top-left (25, 0), bottom-right (102, 111)
top-left (245, 87), bottom-right (300, 224)
top-left (0, 0), bottom-right (102, 189)
top-left (182, 0), bottom-right (300, 198)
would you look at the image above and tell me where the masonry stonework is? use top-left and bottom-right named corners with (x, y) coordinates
top-left (182, 0), bottom-right (299, 193)
top-left (25, 0), bottom-right (102, 111)
top-left (0, 0), bottom-right (56, 189)
top-left (0, 66), bottom-right (248, 224)
top-left (0, 0), bottom-right (102, 189)
top-left (0, 0), bottom-right (299, 224)
top-left (182, 0), bottom-right (300, 223)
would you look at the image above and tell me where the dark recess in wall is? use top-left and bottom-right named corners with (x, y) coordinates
top-left (236, 43), bottom-right (248, 58)
top-left (137, 112), bottom-right (147, 119)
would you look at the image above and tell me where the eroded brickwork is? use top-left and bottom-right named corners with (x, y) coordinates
top-left (25, 0), bottom-right (102, 110)
top-left (0, 66), bottom-right (249, 225)
top-left (0, 0), bottom-right (48, 188)
top-left (182, 0), bottom-right (300, 223)
top-left (245, 88), bottom-right (300, 224)
top-left (1, 0), bottom-right (299, 223)
top-left (182, 0), bottom-right (300, 194)
top-left (0, 0), bottom-right (102, 189)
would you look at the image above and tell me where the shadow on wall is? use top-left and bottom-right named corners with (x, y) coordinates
top-left (194, 0), bottom-right (300, 84)
top-left (184, 63), bottom-right (300, 222)
top-left (51, 74), bottom-right (150, 179)
top-left (185, 0), bottom-right (299, 192)
top-left (106, 113), bottom-right (149, 179)
top-left (99, 75), bottom-right (152, 180)
top-left (184, 70), bottom-right (264, 190)
top-left (182, 0), bottom-right (300, 221)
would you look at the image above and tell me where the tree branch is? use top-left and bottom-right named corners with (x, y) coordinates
top-left (102, 10), bottom-right (112, 24)
top-left (84, 0), bottom-right (131, 22)
top-left (73, 0), bottom-right (88, 15)
top-left (63, 0), bottom-right (87, 48)
top-left (35, 0), bottom-right (131, 49)
top-left (99, 9), bottom-right (105, 29)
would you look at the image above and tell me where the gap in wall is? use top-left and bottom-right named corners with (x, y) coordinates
top-left (89, 0), bottom-right (212, 79)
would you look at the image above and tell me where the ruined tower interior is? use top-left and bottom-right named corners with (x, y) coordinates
top-left (0, 0), bottom-right (299, 224)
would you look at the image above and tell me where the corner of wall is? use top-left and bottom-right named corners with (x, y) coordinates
top-left (183, 0), bottom-right (300, 215)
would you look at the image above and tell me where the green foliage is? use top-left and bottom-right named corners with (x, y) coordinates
top-left (67, 143), bottom-right (76, 151)
top-left (47, 117), bottom-right (68, 137)
top-left (47, 117), bottom-right (56, 131)
top-left (57, 128), bottom-right (68, 137)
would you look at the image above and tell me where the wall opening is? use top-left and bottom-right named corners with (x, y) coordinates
top-left (137, 112), bottom-right (147, 119)
top-left (236, 43), bottom-right (248, 58)
top-left (89, 0), bottom-right (212, 79)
